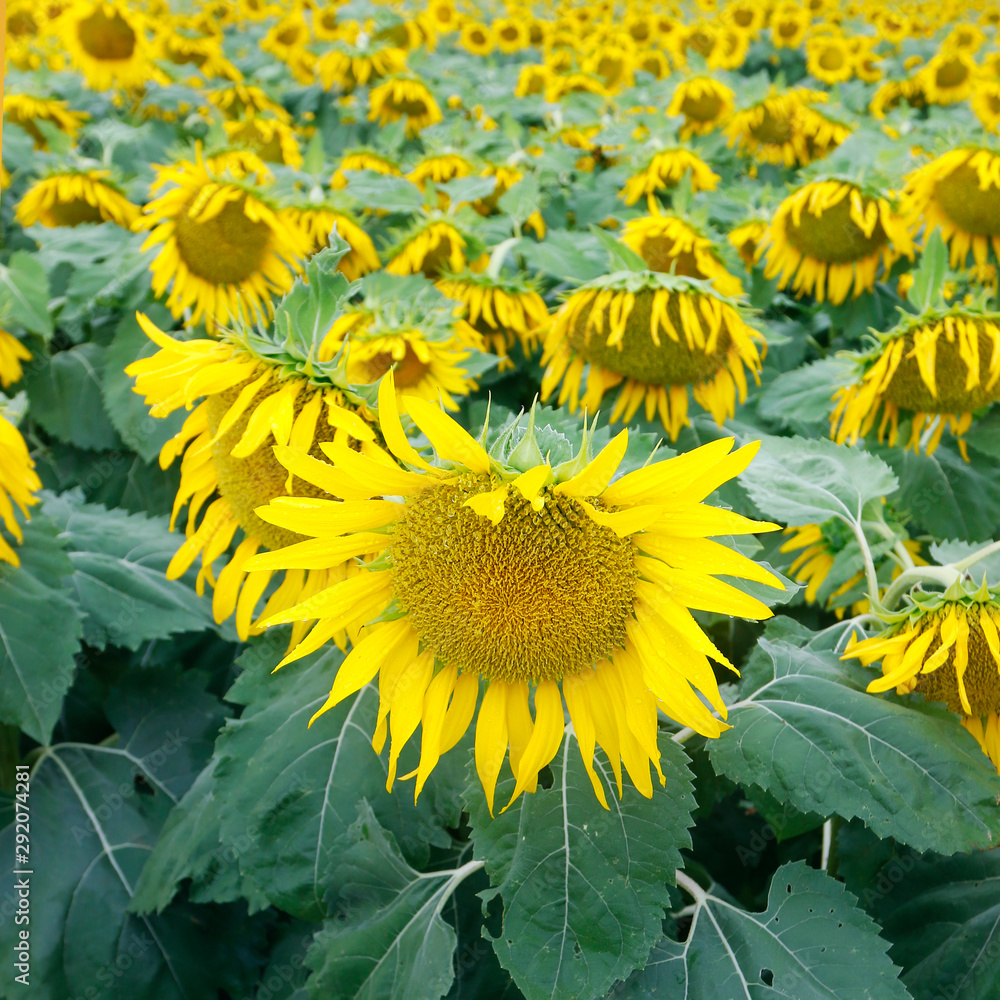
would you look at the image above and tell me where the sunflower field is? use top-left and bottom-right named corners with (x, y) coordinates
top-left (5, 0), bottom-right (1000, 998)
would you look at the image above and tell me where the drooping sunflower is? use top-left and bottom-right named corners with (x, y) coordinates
top-left (620, 149), bottom-right (720, 207)
top-left (667, 77), bottom-right (736, 138)
top-left (319, 274), bottom-right (488, 410)
top-left (206, 84), bottom-right (291, 123)
top-left (806, 34), bottom-right (854, 85)
top-left (831, 307), bottom-right (1000, 459)
top-left (384, 217), bottom-right (485, 279)
top-left (61, 0), bottom-right (155, 90)
top-left (3, 94), bottom-right (88, 150)
top-left (437, 270), bottom-right (549, 367)
top-left (515, 63), bottom-right (552, 97)
top-left (0, 407), bottom-right (42, 567)
top-left (316, 34), bottom-right (407, 91)
top-left (901, 148), bottom-right (1000, 269)
top-left (759, 180), bottom-right (913, 304)
top-left (844, 584), bottom-right (1000, 771)
top-left (136, 151), bottom-right (311, 332)
top-left (126, 245), bottom-right (379, 645)
top-left (621, 213), bottom-right (745, 298)
top-left (0, 331), bottom-right (32, 388)
top-left (541, 271), bottom-right (764, 440)
top-left (407, 152), bottom-right (475, 188)
top-left (250, 369), bottom-right (780, 810)
top-left (223, 115), bottom-right (303, 170)
top-left (771, 2), bottom-right (811, 49)
top-left (330, 148), bottom-right (403, 190)
top-left (261, 11), bottom-right (315, 84)
top-left (725, 89), bottom-right (849, 169)
top-left (156, 19), bottom-right (240, 81)
top-left (279, 205), bottom-right (378, 282)
top-left (728, 220), bottom-right (768, 270)
top-left (971, 81), bottom-right (1000, 133)
top-left (919, 50), bottom-right (977, 104)
top-left (15, 170), bottom-right (139, 229)
top-left (869, 77), bottom-right (925, 119)
top-left (368, 76), bottom-right (442, 137)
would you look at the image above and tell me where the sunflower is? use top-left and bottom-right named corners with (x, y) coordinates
top-left (136, 152), bottom-right (311, 332)
top-left (15, 170), bottom-right (139, 229)
top-left (725, 89), bottom-right (848, 168)
top-left (920, 50), bottom-right (977, 104)
top-left (407, 153), bottom-right (475, 188)
top-left (330, 149), bottom-right (403, 190)
top-left (223, 116), bottom-right (302, 169)
top-left (494, 16), bottom-right (529, 53)
top-left (515, 63), bottom-right (552, 97)
top-left (620, 149), bottom-right (720, 208)
top-left (6, 0), bottom-right (48, 70)
top-left (0, 408), bottom-right (42, 567)
top-left (771, 3), bottom-right (811, 48)
top-left (871, 7), bottom-right (912, 45)
top-left (0, 332), bottom-right (32, 389)
top-left (437, 271), bottom-right (549, 366)
top-left (850, 37), bottom-right (883, 83)
top-left (759, 180), bottom-right (913, 305)
top-left (621, 214), bottom-right (745, 298)
top-left (249, 369), bottom-right (780, 810)
top-left (368, 76), bottom-right (442, 137)
top-left (971, 81), bottom-right (1000, 132)
top-left (473, 164), bottom-right (546, 237)
top-left (62, 0), bottom-right (154, 91)
top-left (902, 148), bottom-right (1000, 268)
top-left (384, 219), bottom-right (484, 279)
top-left (831, 307), bottom-right (1000, 460)
top-left (728, 220), bottom-right (768, 270)
top-left (806, 35), bottom-right (854, 85)
top-left (724, 0), bottom-right (766, 37)
top-left (844, 585), bottom-right (1000, 771)
top-left (540, 271), bottom-right (764, 440)
top-left (279, 205), bottom-right (379, 281)
top-left (459, 21), bottom-right (494, 56)
top-left (425, 0), bottom-right (459, 34)
top-left (319, 274), bottom-right (487, 409)
top-left (126, 255), bottom-right (378, 646)
top-left (316, 37), bottom-right (407, 91)
top-left (3, 94), bottom-right (88, 150)
top-left (667, 77), bottom-right (736, 138)
top-left (261, 11), bottom-right (315, 84)
top-left (869, 77), bottom-right (925, 118)
top-left (312, 4), bottom-right (342, 41)
top-left (157, 20), bottom-right (240, 81)
top-left (206, 84), bottom-right (291, 123)
top-left (635, 49), bottom-right (671, 80)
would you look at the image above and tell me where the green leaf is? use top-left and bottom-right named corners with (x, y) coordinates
top-left (340, 171), bottom-right (424, 213)
top-left (590, 223), bottom-right (648, 271)
top-left (756, 358), bottom-right (857, 430)
top-left (209, 638), bottom-right (464, 921)
top-left (740, 435), bottom-right (898, 527)
top-left (438, 175), bottom-right (497, 205)
top-left (305, 802), bottom-right (479, 1000)
top-left (469, 731), bottom-right (695, 1000)
top-left (707, 628), bottom-right (1000, 854)
top-left (618, 863), bottom-right (910, 999)
top-left (0, 517), bottom-right (82, 745)
top-left (0, 673), bottom-right (255, 1000)
top-left (963, 408), bottom-right (1000, 459)
top-left (42, 492), bottom-right (214, 651)
top-left (907, 230), bottom-right (948, 313)
top-left (874, 850), bottom-right (1000, 1000)
top-left (26, 342), bottom-right (123, 451)
top-left (516, 230), bottom-right (607, 282)
top-left (102, 306), bottom-right (187, 463)
top-left (0, 250), bottom-right (54, 338)
top-left (497, 174), bottom-right (542, 227)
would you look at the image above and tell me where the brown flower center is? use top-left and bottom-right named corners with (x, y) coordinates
top-left (47, 196), bottom-right (107, 227)
top-left (77, 8), bottom-right (136, 61)
top-left (933, 161), bottom-right (1000, 237)
top-left (914, 609), bottom-right (1000, 716)
top-left (784, 193), bottom-right (888, 264)
top-left (173, 192), bottom-right (270, 285)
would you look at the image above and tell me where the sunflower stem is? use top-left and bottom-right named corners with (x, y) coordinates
top-left (849, 517), bottom-right (884, 615)
top-left (880, 565), bottom-right (962, 612)
top-left (820, 819), bottom-right (833, 871)
top-left (893, 540), bottom-right (916, 571)
top-left (949, 538), bottom-right (1000, 574)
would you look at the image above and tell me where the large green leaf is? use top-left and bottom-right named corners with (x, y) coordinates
top-left (102, 306), bottom-right (187, 463)
top-left (305, 803), bottom-right (480, 1000)
top-left (618, 862), bottom-right (910, 999)
top-left (192, 637), bottom-right (465, 921)
top-left (42, 492), bottom-right (214, 650)
top-left (469, 731), bottom-right (695, 1000)
top-left (707, 625), bottom-right (1000, 855)
top-left (874, 850), bottom-right (1000, 1000)
top-left (0, 517), bottom-right (82, 745)
top-left (26, 342), bottom-right (123, 451)
top-left (0, 250), bottom-right (54, 338)
top-left (0, 671), bottom-right (252, 1000)
top-left (740, 435), bottom-right (898, 527)
top-left (756, 358), bottom-right (856, 431)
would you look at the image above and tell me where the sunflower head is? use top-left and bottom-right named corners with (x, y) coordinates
top-left (222, 115), bottom-right (303, 169)
top-left (279, 205), bottom-right (379, 281)
top-left (920, 50), bottom-right (977, 105)
top-left (621, 148), bottom-right (720, 207)
top-left (15, 169), bottom-right (138, 229)
top-left (760, 178), bottom-right (913, 304)
top-left (330, 148), bottom-right (403, 190)
top-left (368, 75), bottom-right (443, 137)
top-left (248, 367), bottom-right (780, 810)
top-left (541, 269), bottom-right (764, 439)
top-left (0, 398), bottom-right (42, 567)
top-left (728, 220), bottom-right (768, 270)
top-left (831, 305), bottom-right (1000, 459)
top-left (383, 216), bottom-right (486, 279)
top-left (667, 77), bottom-right (736, 138)
top-left (3, 94), bottom-right (88, 150)
top-left (62, 0), bottom-right (154, 90)
top-left (319, 272), bottom-right (493, 409)
top-left (845, 578), bottom-right (1000, 770)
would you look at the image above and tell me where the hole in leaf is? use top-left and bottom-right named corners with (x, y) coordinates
top-left (760, 969), bottom-right (774, 986)
top-left (134, 774), bottom-right (154, 796)
top-left (538, 765), bottom-right (554, 789)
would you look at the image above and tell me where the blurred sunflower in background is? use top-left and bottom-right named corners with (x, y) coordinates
top-left (831, 307), bottom-right (1000, 459)
top-left (16, 170), bottom-right (138, 228)
top-left (319, 274), bottom-right (490, 409)
top-left (384, 217), bottom-right (485, 278)
top-left (541, 271), bottom-right (764, 439)
top-left (330, 148), bottom-right (403, 190)
top-left (279, 205), bottom-right (378, 280)
top-left (3, 94), bottom-right (88, 150)
top-left (759, 179), bottom-right (913, 304)
top-left (251, 370), bottom-right (780, 810)
top-left (136, 151), bottom-right (310, 331)
top-left (620, 148), bottom-right (720, 207)
top-left (667, 77), bottom-right (735, 137)
top-left (223, 115), bottom-right (303, 169)
top-left (0, 405), bottom-right (41, 568)
top-left (61, 0), bottom-right (155, 90)
top-left (368, 76), bottom-right (442, 136)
